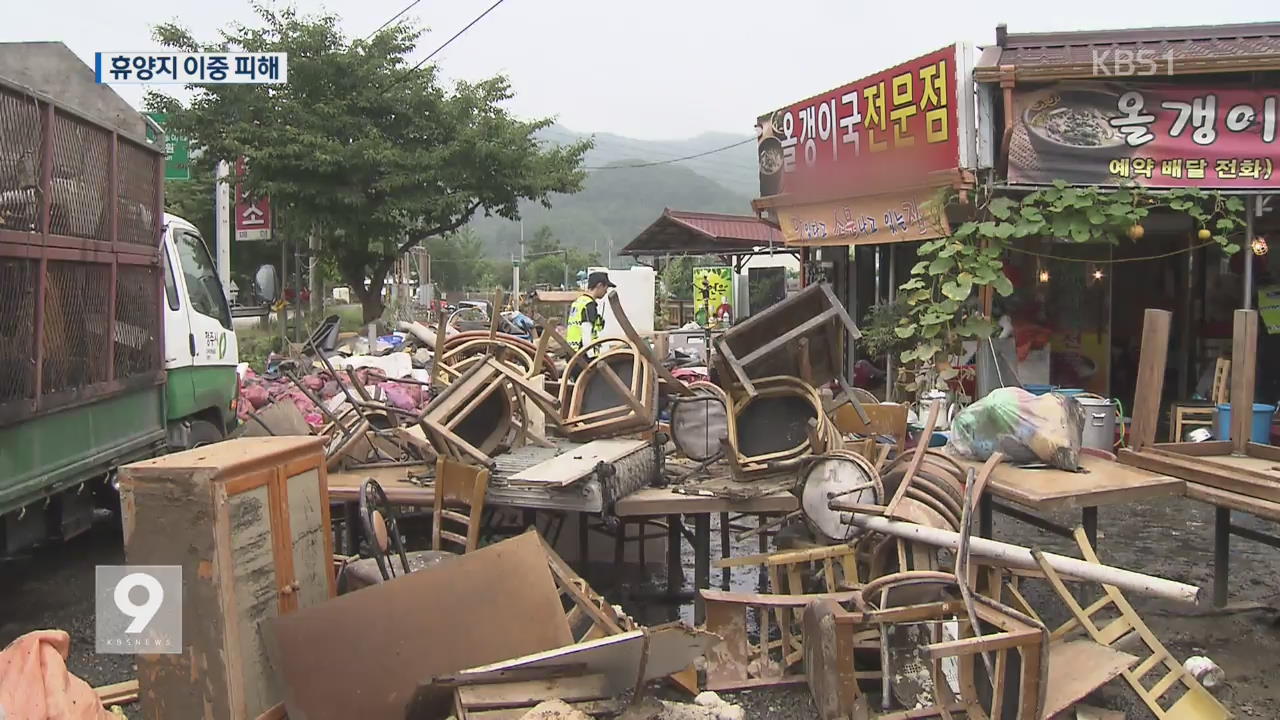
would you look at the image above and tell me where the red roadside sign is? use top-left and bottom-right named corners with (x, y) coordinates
top-left (234, 157), bottom-right (272, 241)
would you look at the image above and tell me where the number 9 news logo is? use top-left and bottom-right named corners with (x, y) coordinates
top-left (95, 566), bottom-right (183, 654)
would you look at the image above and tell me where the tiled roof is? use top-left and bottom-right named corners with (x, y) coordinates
top-left (620, 209), bottom-right (783, 257)
top-left (975, 22), bottom-right (1280, 82)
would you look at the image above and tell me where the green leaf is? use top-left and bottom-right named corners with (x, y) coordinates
top-left (993, 223), bottom-right (1016, 239)
top-left (919, 240), bottom-right (944, 254)
top-left (1019, 207), bottom-right (1044, 223)
top-left (1070, 226), bottom-right (1091, 243)
top-left (1052, 179), bottom-right (1068, 189)
top-left (928, 256), bottom-right (955, 273)
top-left (953, 223), bottom-right (978, 238)
top-left (957, 272), bottom-right (974, 284)
top-left (1225, 197), bottom-right (1245, 212)
top-left (1086, 208), bottom-right (1105, 225)
top-left (939, 367), bottom-right (960, 381)
top-left (992, 274), bottom-right (1014, 297)
top-left (1216, 218), bottom-right (1235, 231)
top-left (894, 325), bottom-right (917, 338)
top-left (938, 300), bottom-right (961, 314)
top-left (976, 222), bottom-right (997, 235)
top-left (938, 244), bottom-right (959, 258)
top-left (1169, 199), bottom-right (1191, 211)
top-left (899, 349), bottom-right (917, 363)
top-left (1224, 243), bottom-right (1241, 254)
top-left (942, 281), bottom-right (970, 301)
top-left (989, 197), bottom-right (1016, 220)
top-left (982, 245), bottom-right (1003, 258)
top-left (911, 260), bottom-right (930, 274)
top-left (922, 323), bottom-right (943, 338)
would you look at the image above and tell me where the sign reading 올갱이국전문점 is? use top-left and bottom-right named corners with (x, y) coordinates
top-left (1008, 82), bottom-right (1280, 188)
top-left (755, 43), bottom-right (974, 201)
top-left (235, 157), bottom-right (272, 242)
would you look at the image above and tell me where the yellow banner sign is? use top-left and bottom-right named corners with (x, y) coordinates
top-left (776, 190), bottom-right (949, 247)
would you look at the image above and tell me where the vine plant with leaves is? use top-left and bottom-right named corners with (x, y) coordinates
top-left (893, 181), bottom-right (1247, 398)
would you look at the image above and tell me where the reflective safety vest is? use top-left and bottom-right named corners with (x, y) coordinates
top-left (565, 293), bottom-right (604, 351)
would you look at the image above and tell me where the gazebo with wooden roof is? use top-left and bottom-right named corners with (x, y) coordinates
top-left (620, 208), bottom-right (793, 272)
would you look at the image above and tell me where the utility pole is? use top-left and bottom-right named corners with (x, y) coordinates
top-left (214, 160), bottom-right (230, 302)
top-left (308, 227), bottom-right (322, 316)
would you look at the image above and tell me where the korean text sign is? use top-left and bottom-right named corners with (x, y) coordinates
top-left (775, 189), bottom-right (950, 248)
top-left (757, 45), bottom-right (963, 199)
top-left (96, 52), bottom-right (287, 84)
top-left (1009, 82), bottom-right (1279, 188)
top-left (235, 157), bottom-right (272, 242)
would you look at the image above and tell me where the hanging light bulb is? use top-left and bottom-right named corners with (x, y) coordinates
top-left (1038, 268), bottom-right (1050, 283)
top-left (1253, 237), bottom-right (1269, 256)
top-left (1092, 268), bottom-right (1104, 281)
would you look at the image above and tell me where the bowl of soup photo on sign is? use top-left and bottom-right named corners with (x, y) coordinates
top-left (1023, 87), bottom-right (1127, 171)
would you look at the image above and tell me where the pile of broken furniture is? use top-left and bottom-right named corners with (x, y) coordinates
top-left (106, 286), bottom-right (1235, 720)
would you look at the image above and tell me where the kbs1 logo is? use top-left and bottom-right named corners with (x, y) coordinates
top-left (1091, 48), bottom-right (1176, 77)
top-left (95, 566), bottom-right (182, 654)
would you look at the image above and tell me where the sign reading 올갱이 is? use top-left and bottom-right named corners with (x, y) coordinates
top-left (95, 565), bottom-right (182, 654)
top-left (756, 44), bottom-right (968, 199)
top-left (1009, 82), bottom-right (1280, 188)
top-left (95, 52), bottom-right (287, 84)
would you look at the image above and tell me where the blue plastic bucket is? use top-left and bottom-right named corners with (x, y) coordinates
top-left (1214, 403), bottom-right (1276, 443)
top-left (1024, 384), bottom-right (1057, 396)
top-left (1056, 388), bottom-right (1085, 398)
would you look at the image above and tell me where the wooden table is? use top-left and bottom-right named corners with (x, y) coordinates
top-left (614, 488), bottom-right (799, 623)
top-left (956, 455), bottom-right (1185, 548)
top-left (1164, 453), bottom-right (1280, 607)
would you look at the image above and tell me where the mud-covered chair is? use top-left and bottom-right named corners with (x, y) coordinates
top-left (338, 459), bottom-right (491, 593)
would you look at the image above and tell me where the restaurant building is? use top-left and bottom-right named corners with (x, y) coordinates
top-left (974, 22), bottom-right (1280, 424)
top-left (749, 43), bottom-right (984, 399)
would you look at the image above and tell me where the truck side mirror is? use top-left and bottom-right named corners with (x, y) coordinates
top-left (254, 264), bottom-right (279, 303)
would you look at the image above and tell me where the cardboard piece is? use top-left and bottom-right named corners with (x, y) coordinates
top-left (264, 532), bottom-right (573, 720)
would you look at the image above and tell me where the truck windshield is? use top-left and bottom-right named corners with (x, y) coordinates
top-left (175, 229), bottom-right (232, 330)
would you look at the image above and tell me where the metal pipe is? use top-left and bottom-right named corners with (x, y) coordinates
top-left (839, 512), bottom-right (1201, 604)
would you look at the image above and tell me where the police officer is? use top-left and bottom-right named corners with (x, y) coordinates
top-left (566, 271), bottom-right (615, 355)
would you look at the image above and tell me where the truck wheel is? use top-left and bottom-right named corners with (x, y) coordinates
top-left (186, 419), bottom-right (225, 449)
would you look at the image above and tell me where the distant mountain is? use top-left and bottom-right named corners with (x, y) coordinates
top-left (469, 126), bottom-right (759, 263)
top-left (540, 125), bottom-right (759, 193)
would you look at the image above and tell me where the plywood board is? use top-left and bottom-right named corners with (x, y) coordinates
top-left (456, 626), bottom-right (717, 697)
top-left (1041, 640), bottom-right (1136, 719)
top-left (508, 439), bottom-right (648, 486)
top-left (953, 454), bottom-right (1184, 512)
top-left (265, 532), bottom-right (573, 720)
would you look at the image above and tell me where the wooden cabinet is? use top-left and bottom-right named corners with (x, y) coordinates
top-left (120, 436), bottom-right (334, 720)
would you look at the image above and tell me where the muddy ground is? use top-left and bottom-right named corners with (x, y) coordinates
top-left (2, 494), bottom-right (1278, 719)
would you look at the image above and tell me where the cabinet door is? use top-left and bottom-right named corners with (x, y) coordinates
top-left (283, 466), bottom-right (333, 608)
top-left (225, 482), bottom-right (283, 718)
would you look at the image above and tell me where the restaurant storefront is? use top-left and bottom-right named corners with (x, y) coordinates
top-left (750, 43), bottom-right (983, 400)
top-left (975, 22), bottom-right (1280, 424)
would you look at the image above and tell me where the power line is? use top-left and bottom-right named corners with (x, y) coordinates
top-left (582, 137), bottom-right (756, 170)
top-left (365, 0), bottom-right (425, 40)
top-left (411, 0), bottom-right (508, 71)
top-left (378, 0), bottom-right (510, 95)
top-left (539, 127), bottom-right (758, 173)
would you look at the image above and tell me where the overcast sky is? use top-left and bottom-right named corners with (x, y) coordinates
top-left (4, 0), bottom-right (1276, 142)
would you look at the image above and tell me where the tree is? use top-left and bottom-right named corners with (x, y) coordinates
top-left (147, 5), bottom-right (591, 322)
top-left (425, 228), bottom-right (500, 293)
top-left (522, 225), bottom-right (599, 288)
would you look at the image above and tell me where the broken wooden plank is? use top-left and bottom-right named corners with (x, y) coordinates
top-left (94, 679), bottom-right (139, 706)
top-left (1041, 641), bottom-right (1136, 720)
top-left (1230, 309), bottom-right (1260, 453)
top-left (1130, 309), bottom-right (1172, 452)
top-left (455, 674), bottom-right (610, 709)
top-left (508, 439), bottom-right (648, 486)
top-left (455, 626), bottom-right (717, 697)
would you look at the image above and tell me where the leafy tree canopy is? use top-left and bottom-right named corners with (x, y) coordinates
top-left (146, 4), bottom-right (592, 322)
